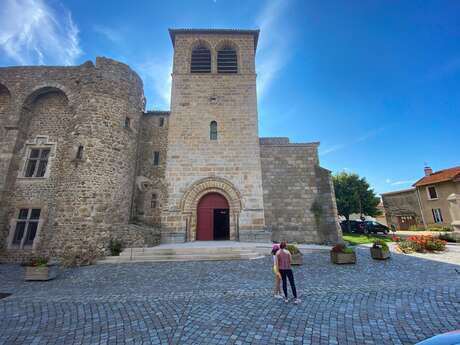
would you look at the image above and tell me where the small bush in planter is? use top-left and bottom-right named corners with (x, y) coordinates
top-left (330, 244), bottom-right (356, 264)
top-left (109, 239), bottom-right (123, 256)
top-left (371, 240), bottom-right (390, 260)
top-left (23, 257), bottom-right (57, 281)
top-left (286, 244), bottom-right (303, 265)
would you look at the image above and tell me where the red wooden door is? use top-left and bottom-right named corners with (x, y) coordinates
top-left (196, 193), bottom-right (229, 240)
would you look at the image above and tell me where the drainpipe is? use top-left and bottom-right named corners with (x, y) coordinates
top-left (416, 187), bottom-right (427, 228)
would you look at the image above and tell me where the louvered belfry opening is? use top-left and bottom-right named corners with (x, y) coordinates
top-left (191, 46), bottom-right (211, 73)
top-left (217, 47), bottom-right (237, 73)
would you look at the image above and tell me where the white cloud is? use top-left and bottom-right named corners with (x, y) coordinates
top-left (385, 178), bottom-right (414, 186)
top-left (390, 180), bottom-right (414, 186)
top-left (137, 56), bottom-right (173, 109)
top-left (255, 0), bottom-right (290, 99)
top-left (0, 0), bottom-right (82, 66)
top-left (356, 127), bottom-right (385, 143)
top-left (320, 144), bottom-right (345, 156)
top-left (94, 25), bottom-right (123, 44)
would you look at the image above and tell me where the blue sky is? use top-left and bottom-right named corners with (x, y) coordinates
top-left (1, 0), bottom-right (459, 195)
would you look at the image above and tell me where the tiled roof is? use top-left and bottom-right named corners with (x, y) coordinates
top-left (413, 166), bottom-right (460, 187)
top-left (168, 28), bottom-right (260, 50)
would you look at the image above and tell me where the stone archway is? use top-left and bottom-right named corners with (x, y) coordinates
top-left (180, 177), bottom-right (242, 241)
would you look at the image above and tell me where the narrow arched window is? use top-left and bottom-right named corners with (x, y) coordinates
top-left (217, 46), bottom-right (237, 73)
top-left (191, 46), bottom-right (211, 73)
top-left (210, 121), bottom-right (217, 140)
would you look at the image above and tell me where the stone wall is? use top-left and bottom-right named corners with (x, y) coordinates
top-left (162, 31), bottom-right (267, 242)
top-left (0, 57), bottom-right (145, 260)
top-left (381, 188), bottom-right (423, 229)
top-left (134, 111), bottom-right (169, 226)
top-left (260, 138), bottom-right (341, 243)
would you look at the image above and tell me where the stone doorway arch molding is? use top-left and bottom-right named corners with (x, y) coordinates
top-left (180, 177), bottom-right (242, 241)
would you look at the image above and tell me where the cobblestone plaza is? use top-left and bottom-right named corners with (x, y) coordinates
top-left (1, 247), bottom-right (460, 345)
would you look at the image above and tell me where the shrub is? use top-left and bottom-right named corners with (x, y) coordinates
top-left (408, 225), bottom-right (426, 231)
top-left (23, 257), bottom-right (49, 267)
top-left (372, 239), bottom-right (389, 252)
top-left (331, 244), bottom-right (354, 253)
top-left (286, 244), bottom-right (300, 255)
top-left (425, 239), bottom-right (446, 251)
top-left (427, 225), bottom-right (453, 232)
top-left (398, 241), bottom-right (415, 253)
top-left (109, 239), bottom-right (123, 256)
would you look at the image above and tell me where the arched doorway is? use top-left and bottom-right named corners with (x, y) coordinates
top-left (196, 193), bottom-right (230, 240)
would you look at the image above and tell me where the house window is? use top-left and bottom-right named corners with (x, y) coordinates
top-left (427, 186), bottom-right (438, 200)
top-left (124, 117), bottom-right (131, 128)
top-left (24, 148), bottom-right (50, 177)
top-left (76, 145), bottom-right (84, 160)
top-left (12, 208), bottom-right (41, 248)
top-left (153, 151), bottom-right (160, 166)
top-left (151, 193), bottom-right (158, 208)
top-left (159, 117), bottom-right (164, 127)
top-left (210, 121), bottom-right (217, 140)
top-left (217, 46), bottom-right (237, 73)
top-left (432, 208), bottom-right (443, 223)
top-left (191, 46), bottom-right (211, 73)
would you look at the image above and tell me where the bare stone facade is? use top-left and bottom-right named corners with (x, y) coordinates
top-left (381, 188), bottom-right (423, 230)
top-left (0, 29), bottom-right (341, 261)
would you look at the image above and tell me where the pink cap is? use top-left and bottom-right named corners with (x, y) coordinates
top-left (272, 244), bottom-right (280, 251)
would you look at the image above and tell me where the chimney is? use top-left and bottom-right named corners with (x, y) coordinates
top-left (424, 166), bottom-right (433, 176)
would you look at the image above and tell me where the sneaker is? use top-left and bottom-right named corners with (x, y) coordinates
top-left (274, 294), bottom-right (283, 299)
top-left (284, 298), bottom-right (289, 303)
top-left (294, 298), bottom-right (301, 304)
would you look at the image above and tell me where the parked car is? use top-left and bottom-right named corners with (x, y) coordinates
top-left (340, 220), bottom-right (365, 233)
top-left (363, 221), bottom-right (389, 234)
top-left (416, 329), bottom-right (460, 344)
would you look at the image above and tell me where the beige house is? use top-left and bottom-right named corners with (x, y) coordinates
top-left (413, 166), bottom-right (460, 227)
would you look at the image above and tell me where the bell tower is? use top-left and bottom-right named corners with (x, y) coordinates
top-left (161, 29), bottom-right (267, 243)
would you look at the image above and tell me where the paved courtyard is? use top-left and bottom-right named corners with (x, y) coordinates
top-left (1, 246), bottom-right (460, 345)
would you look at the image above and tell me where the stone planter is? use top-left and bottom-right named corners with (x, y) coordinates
top-left (24, 265), bottom-right (58, 281)
top-left (330, 251), bottom-right (356, 264)
top-left (370, 247), bottom-right (390, 260)
top-left (291, 253), bottom-right (303, 265)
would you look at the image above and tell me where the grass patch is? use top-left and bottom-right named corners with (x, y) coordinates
top-left (343, 233), bottom-right (392, 246)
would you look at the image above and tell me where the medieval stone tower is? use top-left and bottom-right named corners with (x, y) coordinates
top-left (161, 29), bottom-right (269, 243)
top-left (0, 28), bottom-right (342, 262)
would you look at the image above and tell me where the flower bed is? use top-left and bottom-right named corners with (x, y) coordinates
top-left (398, 235), bottom-right (447, 254)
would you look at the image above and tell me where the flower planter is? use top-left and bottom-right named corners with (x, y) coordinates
top-left (330, 251), bottom-right (356, 264)
top-left (370, 247), bottom-right (390, 260)
top-left (24, 265), bottom-right (58, 281)
top-left (291, 253), bottom-right (303, 265)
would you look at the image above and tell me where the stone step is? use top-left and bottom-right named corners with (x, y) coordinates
top-left (99, 252), bottom-right (264, 263)
top-left (118, 247), bottom-right (258, 256)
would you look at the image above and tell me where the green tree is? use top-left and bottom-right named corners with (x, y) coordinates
top-left (333, 172), bottom-right (381, 231)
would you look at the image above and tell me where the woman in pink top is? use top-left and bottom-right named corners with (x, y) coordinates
top-left (276, 241), bottom-right (300, 304)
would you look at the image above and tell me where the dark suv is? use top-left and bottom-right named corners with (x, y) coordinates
top-left (362, 221), bottom-right (389, 234)
top-left (340, 220), bottom-right (365, 233)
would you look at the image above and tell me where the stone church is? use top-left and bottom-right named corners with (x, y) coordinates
top-left (0, 29), bottom-right (341, 260)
